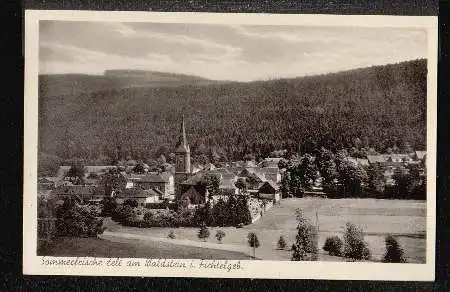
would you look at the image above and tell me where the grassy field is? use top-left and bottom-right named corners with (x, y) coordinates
top-left (38, 236), bottom-right (253, 260)
top-left (104, 198), bottom-right (426, 263)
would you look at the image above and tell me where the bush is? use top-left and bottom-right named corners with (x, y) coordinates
top-left (55, 202), bottom-right (104, 237)
top-left (382, 235), bottom-right (406, 263)
top-left (175, 209), bottom-right (197, 227)
top-left (101, 197), bottom-right (117, 217)
top-left (142, 209), bottom-right (177, 227)
top-left (124, 199), bottom-right (138, 208)
top-left (198, 224), bottom-right (210, 242)
top-left (168, 231), bottom-right (176, 239)
top-left (215, 230), bottom-right (226, 243)
top-left (323, 235), bottom-right (343, 256)
top-left (277, 236), bottom-right (287, 250)
top-left (343, 223), bottom-right (371, 260)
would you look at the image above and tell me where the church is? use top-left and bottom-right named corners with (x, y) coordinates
top-left (172, 116), bottom-right (281, 209)
top-left (173, 117), bottom-right (193, 193)
top-left (173, 117), bottom-right (207, 207)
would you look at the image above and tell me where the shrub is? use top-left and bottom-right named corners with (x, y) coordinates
top-left (382, 235), bottom-right (406, 263)
top-left (323, 236), bottom-right (343, 256)
top-left (277, 236), bottom-right (287, 250)
top-left (198, 224), bottom-right (210, 242)
top-left (343, 223), bottom-right (371, 260)
top-left (215, 230), bottom-right (226, 243)
top-left (143, 209), bottom-right (177, 227)
top-left (168, 231), bottom-right (176, 239)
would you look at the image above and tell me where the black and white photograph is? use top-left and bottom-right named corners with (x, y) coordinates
top-left (23, 11), bottom-right (437, 280)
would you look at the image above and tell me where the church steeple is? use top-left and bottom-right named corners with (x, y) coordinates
top-left (174, 116), bottom-right (191, 179)
top-left (175, 116), bottom-right (190, 154)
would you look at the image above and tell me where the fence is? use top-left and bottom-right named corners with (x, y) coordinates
top-left (37, 218), bottom-right (57, 248)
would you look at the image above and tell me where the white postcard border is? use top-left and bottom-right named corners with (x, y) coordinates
top-left (23, 10), bottom-right (438, 281)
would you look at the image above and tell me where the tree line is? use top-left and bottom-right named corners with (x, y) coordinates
top-left (281, 147), bottom-right (426, 199)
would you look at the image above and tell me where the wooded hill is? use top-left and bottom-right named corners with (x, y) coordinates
top-left (38, 59), bottom-right (427, 166)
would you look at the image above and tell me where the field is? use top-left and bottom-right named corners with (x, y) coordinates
top-left (38, 237), bottom-right (253, 260)
top-left (103, 198), bottom-right (426, 263)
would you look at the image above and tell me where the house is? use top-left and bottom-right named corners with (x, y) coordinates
top-left (219, 178), bottom-right (239, 196)
top-left (178, 185), bottom-right (206, 209)
top-left (83, 178), bottom-right (100, 186)
top-left (258, 181), bottom-right (280, 203)
top-left (347, 157), bottom-right (369, 167)
top-left (203, 163), bottom-right (216, 171)
top-left (115, 188), bottom-right (162, 206)
top-left (125, 172), bottom-right (174, 197)
top-left (258, 157), bottom-right (283, 168)
top-left (367, 154), bottom-right (412, 165)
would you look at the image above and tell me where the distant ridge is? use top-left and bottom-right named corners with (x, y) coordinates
top-left (103, 69), bottom-right (212, 81)
top-left (39, 70), bottom-right (224, 98)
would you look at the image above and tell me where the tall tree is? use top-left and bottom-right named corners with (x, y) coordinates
top-left (247, 232), bottom-right (260, 259)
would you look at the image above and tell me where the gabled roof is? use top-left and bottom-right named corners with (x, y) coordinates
top-left (219, 179), bottom-right (237, 190)
top-left (126, 173), bottom-right (169, 183)
top-left (181, 186), bottom-right (205, 204)
top-left (415, 151), bottom-right (427, 160)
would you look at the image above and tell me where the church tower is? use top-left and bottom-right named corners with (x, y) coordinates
top-left (174, 116), bottom-right (191, 189)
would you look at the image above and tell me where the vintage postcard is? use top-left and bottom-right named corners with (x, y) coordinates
top-left (24, 10), bottom-right (437, 280)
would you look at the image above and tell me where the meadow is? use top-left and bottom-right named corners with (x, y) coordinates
top-left (103, 198), bottom-right (426, 263)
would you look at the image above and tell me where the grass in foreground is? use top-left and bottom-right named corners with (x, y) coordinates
top-left (38, 236), bottom-right (253, 260)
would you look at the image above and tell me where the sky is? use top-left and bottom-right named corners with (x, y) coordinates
top-left (39, 21), bottom-right (427, 82)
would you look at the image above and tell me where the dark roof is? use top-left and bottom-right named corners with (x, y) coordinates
top-left (180, 173), bottom-right (205, 185)
top-left (259, 180), bottom-right (278, 191)
top-left (51, 185), bottom-right (97, 196)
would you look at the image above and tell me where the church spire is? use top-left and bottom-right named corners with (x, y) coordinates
top-left (175, 115), bottom-right (190, 153)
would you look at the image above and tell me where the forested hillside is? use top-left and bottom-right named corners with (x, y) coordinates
top-left (38, 59), bottom-right (427, 167)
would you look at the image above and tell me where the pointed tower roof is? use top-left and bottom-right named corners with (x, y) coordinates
top-left (175, 116), bottom-right (190, 153)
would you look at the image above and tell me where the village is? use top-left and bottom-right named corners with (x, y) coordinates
top-left (38, 118), bottom-right (426, 213)
top-left (36, 117), bottom-right (427, 263)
